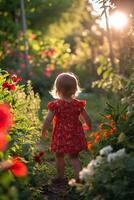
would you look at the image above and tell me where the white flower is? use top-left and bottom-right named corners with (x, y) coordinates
top-left (87, 159), bottom-right (98, 168)
top-left (68, 179), bottom-right (76, 186)
top-left (116, 148), bottom-right (125, 157)
top-left (100, 145), bottom-right (113, 156)
top-left (79, 167), bottom-right (94, 180)
top-left (87, 157), bottom-right (102, 169)
top-left (107, 148), bottom-right (125, 162)
top-left (107, 152), bottom-right (116, 162)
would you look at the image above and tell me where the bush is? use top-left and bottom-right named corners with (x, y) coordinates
top-left (0, 69), bottom-right (47, 199)
top-left (75, 147), bottom-right (134, 200)
top-left (69, 72), bottom-right (134, 200)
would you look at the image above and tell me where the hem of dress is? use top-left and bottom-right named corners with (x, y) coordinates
top-left (50, 147), bottom-right (87, 154)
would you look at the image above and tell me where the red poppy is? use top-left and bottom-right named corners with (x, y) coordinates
top-left (9, 157), bottom-right (28, 177)
top-left (11, 74), bottom-right (22, 83)
top-left (0, 133), bottom-right (8, 152)
top-left (0, 103), bottom-right (13, 132)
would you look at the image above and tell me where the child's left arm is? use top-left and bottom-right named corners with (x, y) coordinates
top-left (42, 111), bottom-right (54, 138)
top-left (81, 109), bottom-right (92, 131)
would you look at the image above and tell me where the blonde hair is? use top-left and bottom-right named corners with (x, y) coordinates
top-left (50, 72), bottom-right (81, 99)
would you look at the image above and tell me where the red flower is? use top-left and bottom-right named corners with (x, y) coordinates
top-left (11, 74), bottom-right (22, 83)
top-left (9, 157), bottom-right (28, 177)
top-left (0, 103), bottom-right (13, 132)
top-left (34, 151), bottom-right (45, 164)
top-left (39, 151), bottom-right (45, 157)
top-left (8, 83), bottom-right (16, 90)
top-left (2, 82), bottom-right (9, 89)
top-left (2, 82), bottom-right (16, 91)
top-left (0, 133), bottom-right (8, 152)
top-left (34, 155), bottom-right (41, 163)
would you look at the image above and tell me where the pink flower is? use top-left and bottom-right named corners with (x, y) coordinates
top-left (28, 71), bottom-right (33, 77)
top-left (20, 63), bottom-right (26, 69)
top-left (16, 69), bottom-right (22, 74)
top-left (43, 67), bottom-right (53, 77)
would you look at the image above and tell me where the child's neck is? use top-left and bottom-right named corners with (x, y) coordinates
top-left (61, 97), bottom-right (74, 102)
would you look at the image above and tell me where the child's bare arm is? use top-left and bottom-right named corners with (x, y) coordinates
top-left (42, 111), bottom-right (54, 137)
top-left (81, 109), bottom-right (92, 130)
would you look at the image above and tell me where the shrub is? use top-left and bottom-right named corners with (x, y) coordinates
top-left (0, 69), bottom-right (46, 199)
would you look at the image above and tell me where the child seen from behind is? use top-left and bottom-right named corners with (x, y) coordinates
top-left (42, 72), bottom-right (91, 184)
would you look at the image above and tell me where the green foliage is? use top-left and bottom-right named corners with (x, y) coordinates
top-left (0, 70), bottom-right (41, 157)
top-left (74, 69), bottom-right (134, 200)
top-left (0, 69), bottom-right (47, 199)
top-left (92, 56), bottom-right (124, 92)
top-left (76, 152), bottom-right (134, 200)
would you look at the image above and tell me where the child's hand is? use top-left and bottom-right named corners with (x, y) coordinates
top-left (42, 130), bottom-right (48, 138)
top-left (83, 123), bottom-right (91, 131)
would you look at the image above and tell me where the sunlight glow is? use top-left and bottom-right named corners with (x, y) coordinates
top-left (109, 12), bottom-right (128, 30)
top-left (89, 1), bottom-right (128, 30)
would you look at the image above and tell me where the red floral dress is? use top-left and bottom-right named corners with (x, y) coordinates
top-left (48, 99), bottom-right (87, 154)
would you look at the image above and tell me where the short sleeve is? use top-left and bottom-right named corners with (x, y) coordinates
top-left (48, 101), bottom-right (56, 113)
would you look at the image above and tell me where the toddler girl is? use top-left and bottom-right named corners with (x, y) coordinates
top-left (42, 72), bottom-right (91, 184)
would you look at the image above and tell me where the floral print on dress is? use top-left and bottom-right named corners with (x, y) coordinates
top-left (48, 99), bottom-right (87, 153)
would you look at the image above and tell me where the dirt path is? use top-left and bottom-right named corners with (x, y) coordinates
top-left (42, 182), bottom-right (68, 200)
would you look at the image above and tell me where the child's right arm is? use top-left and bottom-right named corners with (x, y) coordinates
top-left (81, 109), bottom-right (92, 130)
top-left (42, 111), bottom-right (54, 138)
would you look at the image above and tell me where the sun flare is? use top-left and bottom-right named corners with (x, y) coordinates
top-left (109, 12), bottom-right (128, 30)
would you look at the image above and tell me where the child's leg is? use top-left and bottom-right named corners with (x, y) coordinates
top-left (55, 152), bottom-right (65, 179)
top-left (69, 153), bottom-right (81, 182)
